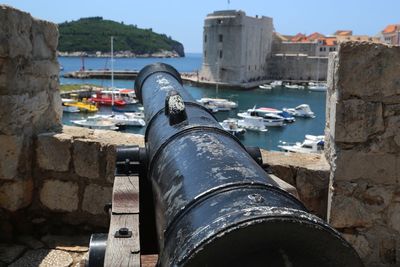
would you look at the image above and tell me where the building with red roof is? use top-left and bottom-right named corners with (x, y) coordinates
top-left (381, 24), bottom-right (400, 45)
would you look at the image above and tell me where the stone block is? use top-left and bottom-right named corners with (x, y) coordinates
top-left (337, 42), bottom-right (400, 100)
top-left (334, 150), bottom-right (398, 184)
top-left (387, 202), bottom-right (400, 233)
top-left (31, 18), bottom-right (58, 59)
top-left (341, 233), bottom-right (371, 260)
top-left (334, 99), bottom-right (384, 143)
top-left (73, 139), bottom-right (101, 179)
top-left (9, 249), bottom-right (73, 267)
top-left (40, 180), bottom-right (79, 212)
top-left (82, 184), bottom-right (112, 215)
top-left (0, 135), bottom-right (23, 180)
top-left (329, 194), bottom-right (378, 228)
top-left (0, 244), bottom-right (27, 264)
top-left (36, 133), bottom-right (71, 172)
top-left (0, 179), bottom-right (33, 211)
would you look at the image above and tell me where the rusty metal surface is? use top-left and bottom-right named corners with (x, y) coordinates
top-left (135, 63), bottom-right (363, 267)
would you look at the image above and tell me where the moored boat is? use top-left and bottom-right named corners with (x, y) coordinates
top-left (220, 119), bottom-right (246, 137)
top-left (308, 83), bottom-right (327, 92)
top-left (91, 114), bottom-right (146, 127)
top-left (71, 116), bottom-right (118, 130)
top-left (258, 84), bottom-right (272, 90)
top-left (278, 135), bottom-right (324, 154)
top-left (62, 97), bottom-right (98, 113)
top-left (237, 115), bottom-right (268, 132)
top-left (89, 92), bottom-right (126, 106)
top-left (197, 97), bottom-right (237, 111)
top-left (283, 104), bottom-right (315, 118)
top-left (238, 108), bottom-right (286, 127)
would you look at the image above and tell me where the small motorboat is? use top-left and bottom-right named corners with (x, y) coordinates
top-left (237, 115), bottom-right (268, 132)
top-left (101, 89), bottom-right (138, 104)
top-left (278, 135), bottom-right (324, 154)
top-left (285, 84), bottom-right (305, 89)
top-left (259, 84), bottom-right (272, 90)
top-left (238, 108), bottom-right (286, 127)
top-left (220, 119), bottom-right (246, 137)
top-left (71, 117), bottom-right (119, 130)
top-left (62, 97), bottom-right (98, 113)
top-left (197, 98), bottom-right (237, 111)
top-left (253, 107), bottom-right (295, 123)
top-left (270, 80), bottom-right (282, 87)
top-left (283, 104), bottom-right (315, 118)
top-left (91, 114), bottom-right (146, 127)
top-left (309, 83), bottom-right (327, 92)
top-left (89, 92), bottom-right (126, 106)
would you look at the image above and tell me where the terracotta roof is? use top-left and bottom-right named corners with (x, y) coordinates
top-left (323, 37), bottom-right (337, 46)
top-left (334, 30), bottom-right (353, 36)
top-left (383, 24), bottom-right (399, 33)
top-left (291, 33), bottom-right (307, 42)
top-left (307, 32), bottom-right (325, 41)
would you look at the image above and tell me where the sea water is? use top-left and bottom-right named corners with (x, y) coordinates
top-left (60, 54), bottom-right (326, 151)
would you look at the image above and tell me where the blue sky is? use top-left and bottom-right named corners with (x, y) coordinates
top-left (2, 0), bottom-right (399, 53)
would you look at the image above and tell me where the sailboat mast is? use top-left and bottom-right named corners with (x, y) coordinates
top-left (111, 36), bottom-right (114, 106)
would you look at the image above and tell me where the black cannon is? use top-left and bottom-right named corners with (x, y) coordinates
top-left (88, 63), bottom-right (363, 267)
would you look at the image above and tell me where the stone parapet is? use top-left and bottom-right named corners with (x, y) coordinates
top-left (326, 42), bottom-right (400, 266)
top-left (261, 150), bottom-right (330, 219)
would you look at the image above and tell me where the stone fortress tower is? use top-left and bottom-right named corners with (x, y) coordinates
top-left (199, 10), bottom-right (274, 86)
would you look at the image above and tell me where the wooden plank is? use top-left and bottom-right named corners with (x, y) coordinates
top-left (104, 175), bottom-right (141, 267)
top-left (141, 255), bottom-right (158, 267)
top-left (112, 176), bottom-right (139, 214)
top-left (104, 213), bottom-right (140, 266)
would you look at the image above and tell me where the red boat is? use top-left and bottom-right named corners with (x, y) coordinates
top-left (89, 92), bottom-right (126, 106)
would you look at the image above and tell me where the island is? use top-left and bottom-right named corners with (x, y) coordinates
top-left (58, 17), bottom-right (185, 58)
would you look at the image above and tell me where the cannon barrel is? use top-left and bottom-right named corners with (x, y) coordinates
top-left (135, 63), bottom-right (363, 267)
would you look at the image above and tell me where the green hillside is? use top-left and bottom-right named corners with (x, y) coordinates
top-left (58, 17), bottom-right (185, 56)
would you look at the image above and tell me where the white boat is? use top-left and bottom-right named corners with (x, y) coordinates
top-left (283, 104), bottom-right (315, 118)
top-left (124, 112), bottom-right (145, 120)
top-left (259, 84), bottom-right (272, 90)
top-left (238, 108), bottom-right (285, 127)
top-left (278, 135), bottom-right (324, 154)
top-left (91, 114), bottom-right (146, 127)
top-left (197, 98), bottom-right (238, 111)
top-left (308, 83), bottom-right (327, 92)
top-left (271, 80), bottom-right (282, 87)
top-left (237, 115), bottom-right (268, 132)
top-left (220, 119), bottom-right (246, 137)
top-left (285, 84), bottom-right (305, 89)
top-left (252, 107), bottom-right (295, 123)
top-left (71, 117), bottom-right (119, 130)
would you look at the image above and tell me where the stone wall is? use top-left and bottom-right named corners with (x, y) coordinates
top-left (34, 126), bottom-right (144, 226)
top-left (0, 5), bottom-right (61, 212)
top-left (268, 54), bottom-right (328, 81)
top-left (326, 42), bottom-right (400, 266)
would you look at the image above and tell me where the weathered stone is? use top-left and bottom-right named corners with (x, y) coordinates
top-left (41, 235), bottom-right (89, 252)
top-left (31, 19), bottom-right (58, 59)
top-left (329, 194), bottom-right (377, 228)
top-left (342, 233), bottom-right (371, 260)
top-left (338, 42), bottom-right (400, 100)
top-left (0, 244), bottom-right (26, 264)
top-left (40, 180), bottom-right (79, 212)
top-left (9, 249), bottom-right (73, 267)
top-left (82, 184), bottom-right (112, 215)
top-left (0, 135), bottom-right (23, 180)
top-left (384, 103), bottom-right (400, 117)
top-left (334, 150), bottom-right (398, 184)
top-left (0, 179), bottom-right (33, 211)
top-left (387, 202), bottom-right (400, 233)
top-left (334, 99), bottom-right (384, 143)
top-left (73, 139), bottom-right (101, 179)
top-left (37, 133), bottom-right (72, 172)
top-left (296, 168), bottom-right (329, 218)
top-left (0, 6), bottom-right (33, 59)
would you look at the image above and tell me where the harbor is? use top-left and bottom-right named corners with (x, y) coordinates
top-left (59, 55), bottom-right (326, 151)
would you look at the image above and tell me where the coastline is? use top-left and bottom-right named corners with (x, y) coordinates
top-left (57, 50), bottom-right (183, 58)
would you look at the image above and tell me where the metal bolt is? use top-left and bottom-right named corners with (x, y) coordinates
top-left (119, 227), bottom-right (129, 235)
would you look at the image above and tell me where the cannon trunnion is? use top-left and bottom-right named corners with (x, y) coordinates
top-left (88, 63), bottom-right (363, 267)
